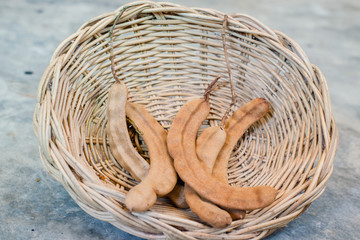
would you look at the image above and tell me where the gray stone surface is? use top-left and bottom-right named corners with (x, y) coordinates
top-left (1, 0), bottom-right (359, 239)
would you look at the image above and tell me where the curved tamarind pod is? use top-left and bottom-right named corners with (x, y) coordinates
top-left (125, 102), bottom-right (177, 212)
top-left (184, 126), bottom-right (232, 228)
top-left (213, 98), bottom-right (270, 181)
top-left (107, 82), bottom-right (150, 182)
top-left (129, 119), bottom-right (188, 210)
top-left (167, 99), bottom-right (277, 211)
top-left (113, 99), bottom-right (186, 209)
top-left (215, 98), bottom-right (270, 220)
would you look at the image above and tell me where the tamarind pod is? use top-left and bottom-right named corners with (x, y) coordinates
top-left (126, 102), bottom-right (187, 208)
top-left (167, 99), bottom-right (277, 211)
top-left (107, 82), bottom-right (149, 182)
top-left (216, 98), bottom-right (270, 219)
top-left (126, 114), bottom-right (186, 208)
top-left (129, 116), bottom-right (187, 209)
top-left (125, 102), bottom-right (177, 212)
top-left (184, 126), bottom-right (232, 228)
top-left (213, 98), bottom-right (270, 181)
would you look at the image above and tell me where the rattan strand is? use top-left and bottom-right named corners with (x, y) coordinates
top-left (33, 1), bottom-right (338, 239)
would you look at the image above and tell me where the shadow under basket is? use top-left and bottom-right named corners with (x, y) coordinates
top-left (33, 1), bottom-right (338, 239)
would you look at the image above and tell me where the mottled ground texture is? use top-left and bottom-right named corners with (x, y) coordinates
top-left (1, 0), bottom-right (359, 239)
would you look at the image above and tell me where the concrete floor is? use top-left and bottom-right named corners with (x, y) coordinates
top-left (1, 0), bottom-right (359, 239)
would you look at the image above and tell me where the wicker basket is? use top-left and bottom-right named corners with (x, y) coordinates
top-left (33, 1), bottom-right (338, 239)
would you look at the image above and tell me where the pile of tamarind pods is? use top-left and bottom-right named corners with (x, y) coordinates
top-left (106, 77), bottom-right (277, 228)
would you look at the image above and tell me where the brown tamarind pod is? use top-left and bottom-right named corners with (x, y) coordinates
top-left (109, 96), bottom-right (185, 209)
top-left (167, 97), bottom-right (277, 211)
top-left (215, 98), bottom-right (271, 220)
top-left (125, 102), bottom-right (177, 212)
top-left (213, 98), bottom-right (270, 180)
top-left (184, 126), bottom-right (232, 228)
top-left (106, 82), bottom-right (150, 182)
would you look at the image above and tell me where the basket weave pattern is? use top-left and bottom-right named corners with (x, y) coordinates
top-left (33, 1), bottom-right (338, 239)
